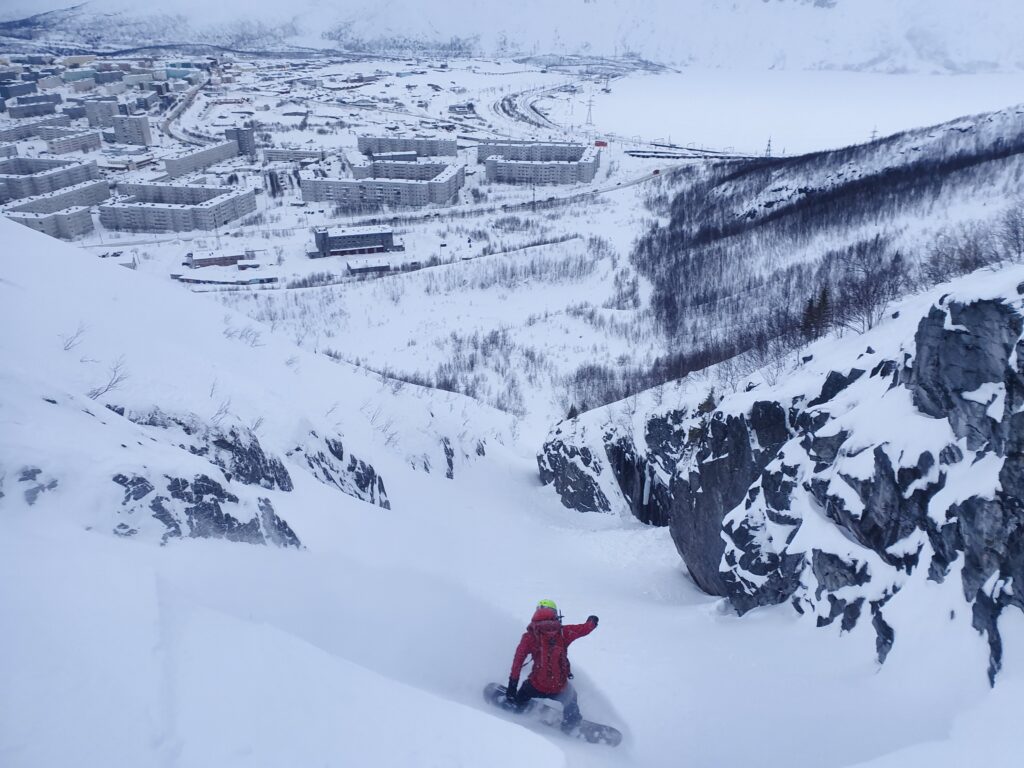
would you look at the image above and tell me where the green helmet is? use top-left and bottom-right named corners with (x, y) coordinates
top-left (537, 599), bottom-right (558, 612)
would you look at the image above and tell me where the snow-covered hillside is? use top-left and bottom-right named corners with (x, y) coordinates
top-left (4, 211), bottom-right (1024, 767)
top-left (540, 263), bottom-right (1024, 684)
top-left (3, 0), bottom-right (1024, 73)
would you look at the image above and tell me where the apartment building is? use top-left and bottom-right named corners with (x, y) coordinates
top-left (99, 183), bottom-right (256, 232)
top-left (0, 157), bottom-right (100, 203)
top-left (357, 135), bottom-right (457, 157)
top-left (163, 140), bottom-right (238, 177)
top-left (112, 114), bottom-right (152, 146)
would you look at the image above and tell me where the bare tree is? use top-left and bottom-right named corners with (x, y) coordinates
top-left (86, 356), bottom-right (129, 400)
top-left (919, 224), bottom-right (997, 286)
top-left (997, 200), bottom-right (1024, 262)
top-left (833, 237), bottom-right (909, 334)
top-left (60, 323), bottom-right (87, 352)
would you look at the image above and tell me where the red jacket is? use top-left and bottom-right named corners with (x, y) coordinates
top-left (510, 607), bottom-right (597, 694)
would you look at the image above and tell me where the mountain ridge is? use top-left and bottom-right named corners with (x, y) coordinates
top-left (3, 0), bottom-right (1024, 73)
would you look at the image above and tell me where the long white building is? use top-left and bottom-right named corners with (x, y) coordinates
top-left (357, 136), bottom-right (457, 157)
top-left (476, 140), bottom-right (600, 184)
top-left (99, 183), bottom-right (256, 232)
top-left (0, 158), bottom-right (101, 203)
top-left (2, 178), bottom-right (109, 239)
top-left (164, 140), bottom-right (239, 178)
top-left (0, 114), bottom-right (72, 143)
top-left (300, 163), bottom-right (464, 208)
top-left (38, 126), bottom-right (103, 154)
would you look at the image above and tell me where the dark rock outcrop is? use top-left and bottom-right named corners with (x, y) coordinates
top-left (537, 437), bottom-right (610, 513)
top-left (110, 471), bottom-right (300, 547)
top-left (292, 432), bottom-right (390, 509)
top-left (538, 295), bottom-right (1024, 682)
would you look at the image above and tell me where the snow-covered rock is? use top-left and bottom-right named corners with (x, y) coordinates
top-left (540, 265), bottom-right (1024, 682)
top-left (0, 218), bottom-right (510, 547)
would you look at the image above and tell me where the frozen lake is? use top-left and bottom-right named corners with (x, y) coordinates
top-left (541, 69), bottom-right (1024, 155)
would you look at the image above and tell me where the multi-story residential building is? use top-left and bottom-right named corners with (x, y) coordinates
top-left (7, 101), bottom-right (58, 119)
top-left (163, 140), bottom-right (238, 177)
top-left (42, 128), bottom-right (103, 155)
top-left (225, 127), bottom-right (257, 159)
top-left (5, 206), bottom-right (94, 239)
top-left (99, 183), bottom-right (256, 232)
top-left (0, 114), bottom-right (71, 143)
top-left (0, 157), bottom-right (100, 203)
top-left (3, 178), bottom-right (109, 214)
top-left (300, 163), bottom-right (464, 208)
top-left (477, 140), bottom-right (600, 184)
top-left (1, 177), bottom-right (109, 239)
top-left (112, 114), bottom-right (152, 146)
top-left (0, 80), bottom-right (37, 99)
top-left (16, 93), bottom-right (62, 105)
top-left (262, 148), bottom-right (325, 163)
top-left (357, 135), bottom-right (457, 157)
top-left (84, 98), bottom-right (120, 127)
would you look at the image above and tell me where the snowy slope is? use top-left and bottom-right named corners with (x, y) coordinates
top-left (3, 218), bottom-right (1022, 768)
top-left (3, 0), bottom-right (1024, 73)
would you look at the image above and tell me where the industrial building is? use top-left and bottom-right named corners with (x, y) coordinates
top-left (312, 226), bottom-right (396, 257)
top-left (300, 163), bottom-right (464, 208)
top-left (164, 140), bottom-right (238, 177)
top-left (225, 127), bottom-right (257, 159)
top-left (99, 183), bottom-right (256, 232)
top-left (357, 135), bottom-right (457, 157)
top-left (185, 249), bottom-right (258, 268)
top-left (0, 144), bottom-right (17, 158)
top-left (477, 140), bottom-right (600, 184)
top-left (112, 114), bottom-right (152, 146)
top-left (0, 157), bottom-right (101, 203)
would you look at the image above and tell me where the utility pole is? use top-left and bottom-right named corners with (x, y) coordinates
top-left (585, 95), bottom-right (594, 127)
top-left (765, 136), bottom-right (773, 158)
top-left (870, 125), bottom-right (878, 142)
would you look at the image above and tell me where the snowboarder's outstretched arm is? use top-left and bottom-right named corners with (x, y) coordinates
top-left (563, 615), bottom-right (599, 645)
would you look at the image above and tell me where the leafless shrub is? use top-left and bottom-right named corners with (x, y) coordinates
top-left (86, 357), bottom-right (129, 400)
top-left (60, 323), bottom-right (87, 352)
top-left (831, 236), bottom-right (909, 334)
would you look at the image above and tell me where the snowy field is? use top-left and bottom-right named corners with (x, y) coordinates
top-left (540, 69), bottom-right (1024, 155)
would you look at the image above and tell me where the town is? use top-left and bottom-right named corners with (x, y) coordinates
top-left (0, 52), bottom-right (688, 288)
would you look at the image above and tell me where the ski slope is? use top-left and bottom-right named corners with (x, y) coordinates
top-left (2, 218), bottom-right (1022, 767)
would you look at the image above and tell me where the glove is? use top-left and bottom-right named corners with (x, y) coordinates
top-left (506, 678), bottom-right (518, 700)
top-left (588, 615), bottom-right (599, 626)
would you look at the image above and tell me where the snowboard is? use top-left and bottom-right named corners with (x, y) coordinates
top-left (483, 682), bottom-right (622, 747)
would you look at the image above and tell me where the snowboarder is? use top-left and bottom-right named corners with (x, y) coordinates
top-left (506, 599), bottom-right (599, 732)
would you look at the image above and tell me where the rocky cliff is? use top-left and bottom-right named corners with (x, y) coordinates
top-left (539, 265), bottom-right (1024, 682)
